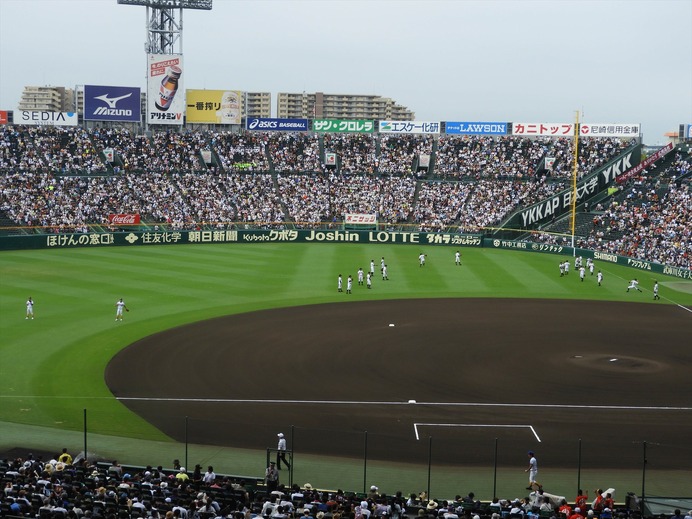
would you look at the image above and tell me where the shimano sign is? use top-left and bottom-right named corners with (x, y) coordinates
top-left (246, 118), bottom-right (309, 132)
top-left (84, 85), bottom-right (140, 122)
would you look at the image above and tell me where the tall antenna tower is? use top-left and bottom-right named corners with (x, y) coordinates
top-left (117, 0), bottom-right (213, 55)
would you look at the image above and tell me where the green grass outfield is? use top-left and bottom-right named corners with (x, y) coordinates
top-left (1, 243), bottom-right (691, 499)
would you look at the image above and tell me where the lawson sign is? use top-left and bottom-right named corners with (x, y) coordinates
top-left (84, 85), bottom-right (141, 122)
top-left (246, 118), bottom-right (309, 132)
top-left (444, 121), bottom-right (508, 135)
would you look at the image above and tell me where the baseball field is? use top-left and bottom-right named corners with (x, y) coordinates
top-left (1, 242), bottom-right (691, 500)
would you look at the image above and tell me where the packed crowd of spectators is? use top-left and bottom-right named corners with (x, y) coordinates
top-left (0, 125), bottom-right (689, 269)
top-left (276, 174), bottom-right (415, 225)
top-left (583, 180), bottom-right (691, 269)
top-left (322, 134), bottom-right (377, 175)
top-left (3, 451), bottom-right (673, 519)
top-left (0, 127), bottom-right (108, 174)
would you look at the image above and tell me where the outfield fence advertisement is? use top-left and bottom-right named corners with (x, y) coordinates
top-left (1, 230), bottom-right (689, 279)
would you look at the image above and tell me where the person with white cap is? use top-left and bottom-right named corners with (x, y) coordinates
top-left (525, 450), bottom-right (541, 490)
top-left (277, 432), bottom-right (290, 470)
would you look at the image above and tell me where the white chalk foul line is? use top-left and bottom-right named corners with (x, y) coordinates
top-left (414, 423), bottom-right (541, 442)
top-left (2, 396), bottom-right (691, 411)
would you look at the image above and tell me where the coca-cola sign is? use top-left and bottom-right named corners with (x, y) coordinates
top-left (108, 214), bottom-right (141, 225)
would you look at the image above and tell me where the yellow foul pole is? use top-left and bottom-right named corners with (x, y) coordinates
top-left (570, 111), bottom-right (580, 249)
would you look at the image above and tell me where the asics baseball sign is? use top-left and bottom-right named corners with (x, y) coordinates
top-left (84, 85), bottom-right (141, 122)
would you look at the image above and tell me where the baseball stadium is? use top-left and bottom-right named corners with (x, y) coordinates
top-left (1, 121), bottom-right (691, 517)
top-left (1, 3), bottom-right (692, 519)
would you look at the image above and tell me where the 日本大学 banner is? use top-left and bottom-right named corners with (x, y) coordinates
top-left (313, 119), bottom-right (374, 133)
top-left (147, 54), bottom-right (185, 125)
top-left (444, 122), bottom-right (508, 135)
top-left (84, 85), bottom-right (141, 122)
top-left (246, 118), bottom-right (309, 131)
top-left (186, 90), bottom-right (242, 124)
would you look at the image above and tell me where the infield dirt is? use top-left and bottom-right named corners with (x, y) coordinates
top-left (105, 298), bottom-right (692, 470)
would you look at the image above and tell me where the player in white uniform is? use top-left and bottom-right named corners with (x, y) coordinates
top-left (370, 260), bottom-right (376, 278)
top-left (559, 263), bottom-right (565, 277)
top-left (382, 264), bottom-right (389, 280)
top-left (115, 298), bottom-right (128, 321)
top-left (26, 297), bottom-right (34, 319)
top-left (653, 281), bottom-right (660, 300)
top-left (419, 253), bottom-right (426, 267)
top-left (579, 266), bottom-right (586, 282)
top-left (563, 260), bottom-right (570, 275)
top-left (337, 275), bottom-right (343, 292)
top-left (597, 270), bottom-right (603, 286)
top-left (346, 275), bottom-right (353, 294)
top-left (366, 272), bottom-right (372, 289)
top-left (455, 251), bottom-right (461, 266)
top-left (588, 259), bottom-right (595, 275)
top-left (357, 268), bottom-right (364, 286)
top-left (380, 257), bottom-right (385, 272)
top-left (626, 279), bottom-right (642, 292)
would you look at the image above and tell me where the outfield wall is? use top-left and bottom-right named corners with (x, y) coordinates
top-left (1, 230), bottom-right (690, 279)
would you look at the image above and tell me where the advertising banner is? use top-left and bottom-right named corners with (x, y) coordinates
top-left (616, 142), bottom-right (673, 184)
top-left (512, 122), bottom-right (575, 136)
top-left (147, 54), bottom-right (184, 125)
top-left (108, 214), bottom-right (141, 225)
top-left (313, 119), bottom-right (374, 133)
top-left (0, 110), bottom-right (7, 125)
top-left (579, 123), bottom-right (640, 137)
top-left (15, 110), bottom-right (78, 126)
top-left (185, 90), bottom-right (242, 124)
top-left (516, 146), bottom-right (640, 227)
top-left (84, 85), bottom-right (140, 122)
top-left (246, 118), bottom-right (308, 131)
top-left (444, 121), bottom-right (508, 135)
top-left (379, 121), bottom-right (440, 134)
top-left (687, 124), bottom-right (692, 139)
top-left (344, 214), bottom-right (377, 225)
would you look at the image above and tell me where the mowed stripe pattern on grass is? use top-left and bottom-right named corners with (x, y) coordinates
top-left (1, 243), bottom-right (690, 438)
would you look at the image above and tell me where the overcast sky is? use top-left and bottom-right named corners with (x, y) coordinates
top-left (0, 0), bottom-right (690, 144)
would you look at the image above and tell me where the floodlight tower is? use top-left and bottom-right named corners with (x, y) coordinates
top-left (117, 0), bottom-right (212, 55)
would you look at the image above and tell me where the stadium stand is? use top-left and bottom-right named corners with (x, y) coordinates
top-left (0, 453), bottom-right (653, 519)
top-left (0, 126), bottom-right (689, 268)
